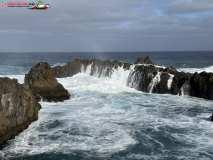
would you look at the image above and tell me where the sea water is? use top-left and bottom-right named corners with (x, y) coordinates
top-left (0, 52), bottom-right (213, 160)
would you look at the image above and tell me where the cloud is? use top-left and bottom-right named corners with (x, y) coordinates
top-left (164, 0), bottom-right (213, 15)
top-left (0, 0), bottom-right (213, 52)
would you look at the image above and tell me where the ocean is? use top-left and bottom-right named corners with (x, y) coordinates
top-left (0, 52), bottom-right (213, 160)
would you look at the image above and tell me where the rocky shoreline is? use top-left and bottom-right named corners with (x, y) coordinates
top-left (0, 77), bottom-right (41, 148)
top-left (1, 56), bottom-right (213, 148)
top-left (0, 62), bottom-right (70, 148)
top-left (52, 56), bottom-right (213, 100)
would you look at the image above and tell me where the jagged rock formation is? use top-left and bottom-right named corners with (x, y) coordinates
top-left (25, 62), bottom-right (70, 102)
top-left (189, 71), bottom-right (213, 99)
top-left (0, 77), bottom-right (41, 148)
top-left (135, 56), bottom-right (154, 65)
top-left (52, 56), bottom-right (213, 100)
top-left (52, 58), bottom-right (132, 78)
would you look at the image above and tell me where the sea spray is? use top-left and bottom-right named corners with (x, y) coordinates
top-left (179, 77), bottom-right (191, 96)
top-left (167, 74), bottom-right (174, 89)
top-left (147, 71), bottom-right (162, 93)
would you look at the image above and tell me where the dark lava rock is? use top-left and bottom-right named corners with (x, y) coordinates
top-left (52, 58), bottom-right (132, 78)
top-left (134, 56), bottom-right (153, 65)
top-left (211, 114), bottom-right (213, 121)
top-left (190, 71), bottom-right (213, 100)
top-left (163, 67), bottom-right (177, 75)
top-left (25, 62), bottom-right (70, 102)
top-left (134, 58), bottom-right (145, 64)
top-left (0, 77), bottom-right (41, 148)
top-left (144, 56), bottom-right (154, 64)
top-left (153, 72), bottom-right (170, 94)
top-left (52, 59), bottom-right (91, 78)
top-left (170, 71), bottom-right (191, 95)
top-left (134, 65), bottom-right (158, 92)
top-left (51, 57), bottom-right (213, 101)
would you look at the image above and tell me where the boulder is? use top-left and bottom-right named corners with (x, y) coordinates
top-left (25, 62), bottom-right (70, 102)
top-left (0, 77), bottom-right (41, 148)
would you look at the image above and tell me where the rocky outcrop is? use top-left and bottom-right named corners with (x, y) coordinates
top-left (134, 56), bottom-right (154, 65)
top-left (51, 57), bottom-right (213, 100)
top-left (153, 72), bottom-right (170, 94)
top-left (52, 57), bottom-right (153, 78)
top-left (52, 58), bottom-right (133, 78)
top-left (131, 65), bottom-right (191, 95)
top-left (25, 62), bottom-right (70, 102)
top-left (133, 65), bottom-right (159, 92)
top-left (189, 71), bottom-right (213, 99)
top-left (0, 77), bottom-right (41, 148)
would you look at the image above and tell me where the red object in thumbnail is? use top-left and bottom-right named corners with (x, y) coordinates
top-left (1, 2), bottom-right (6, 8)
top-left (33, 6), bottom-right (37, 9)
top-left (44, 6), bottom-right (47, 9)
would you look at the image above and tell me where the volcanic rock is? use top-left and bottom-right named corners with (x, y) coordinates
top-left (190, 71), bottom-right (213, 100)
top-left (25, 62), bottom-right (70, 102)
top-left (153, 72), bottom-right (170, 94)
top-left (0, 77), bottom-right (41, 148)
top-left (134, 65), bottom-right (159, 92)
top-left (170, 71), bottom-right (191, 95)
top-left (211, 114), bottom-right (213, 121)
top-left (52, 58), bottom-right (132, 78)
top-left (134, 56), bottom-right (153, 65)
top-left (51, 57), bottom-right (213, 101)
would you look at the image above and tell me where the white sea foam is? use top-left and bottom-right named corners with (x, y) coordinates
top-left (147, 71), bottom-right (162, 93)
top-left (50, 63), bottom-right (67, 68)
top-left (1, 69), bottom-right (213, 159)
top-left (167, 73), bottom-right (174, 89)
top-left (0, 75), bottom-right (25, 84)
top-left (178, 66), bottom-right (213, 73)
top-left (179, 78), bottom-right (191, 96)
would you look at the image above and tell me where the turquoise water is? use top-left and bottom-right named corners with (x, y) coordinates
top-left (0, 52), bottom-right (213, 160)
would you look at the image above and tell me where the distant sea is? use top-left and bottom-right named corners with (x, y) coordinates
top-left (1, 52), bottom-right (213, 160)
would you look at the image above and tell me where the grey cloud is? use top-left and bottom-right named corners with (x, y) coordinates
top-left (164, 0), bottom-right (213, 15)
top-left (0, 0), bottom-right (213, 52)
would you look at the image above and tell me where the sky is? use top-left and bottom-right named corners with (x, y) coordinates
top-left (1, 0), bottom-right (213, 52)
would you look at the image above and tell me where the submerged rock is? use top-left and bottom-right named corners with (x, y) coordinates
top-left (211, 114), bottom-right (213, 121)
top-left (0, 77), bottom-right (41, 148)
top-left (25, 62), bottom-right (70, 102)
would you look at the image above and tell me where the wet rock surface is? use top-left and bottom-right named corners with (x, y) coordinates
top-left (153, 72), bottom-right (170, 94)
top-left (134, 56), bottom-right (154, 65)
top-left (52, 56), bottom-right (213, 100)
top-left (52, 57), bottom-right (153, 78)
top-left (190, 71), bottom-right (213, 100)
top-left (133, 65), bottom-right (159, 92)
top-left (0, 77), bottom-right (41, 148)
top-left (25, 62), bottom-right (70, 102)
